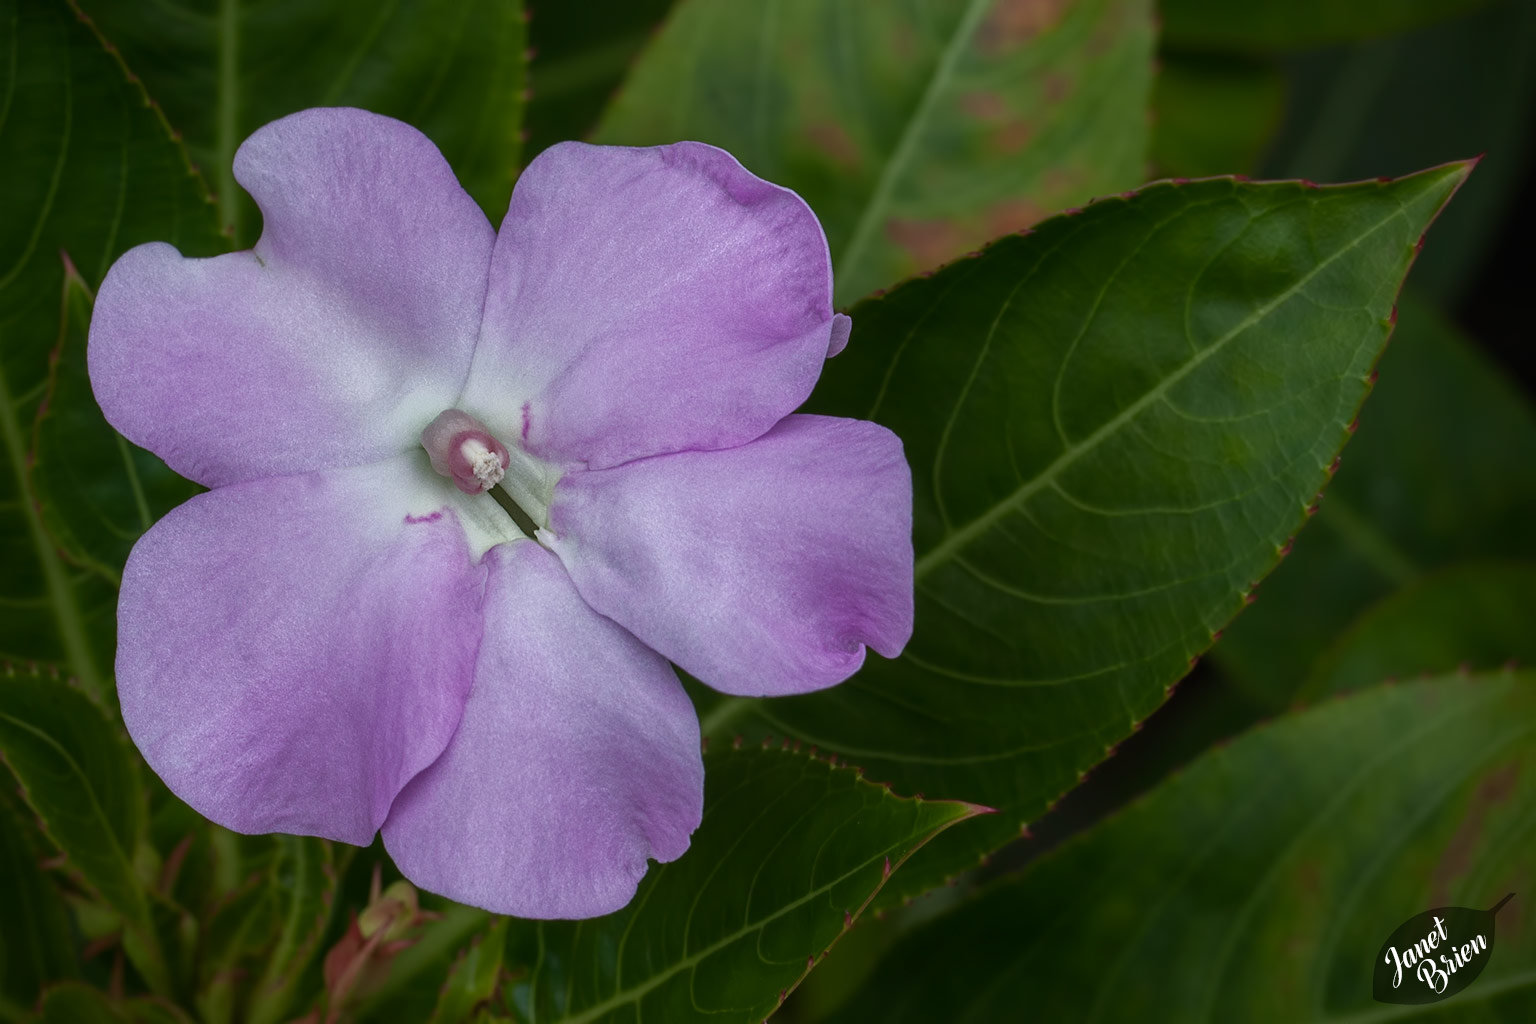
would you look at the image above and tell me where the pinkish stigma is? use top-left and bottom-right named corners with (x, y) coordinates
top-left (421, 409), bottom-right (511, 495)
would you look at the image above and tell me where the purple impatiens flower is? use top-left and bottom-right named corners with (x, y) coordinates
top-left (87, 108), bottom-right (913, 919)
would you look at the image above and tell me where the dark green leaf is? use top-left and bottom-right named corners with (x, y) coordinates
top-left (80, 0), bottom-right (529, 241)
top-left (248, 837), bottom-right (338, 1024)
top-left (196, 868), bottom-right (281, 1024)
top-left (119, 998), bottom-right (197, 1024)
top-left (37, 984), bottom-right (124, 1024)
top-left (35, 985), bottom-right (196, 1024)
top-left (508, 746), bottom-right (982, 1023)
top-left (31, 264), bottom-right (199, 587)
top-left (695, 164), bottom-right (1472, 903)
top-left (1150, 54), bottom-right (1286, 178)
top-left (1263, 0), bottom-right (1536, 303)
top-left (523, 0), bottom-right (673, 160)
top-left (1160, 0), bottom-right (1497, 51)
top-left (1213, 295), bottom-right (1536, 707)
top-left (595, 0), bottom-right (1155, 305)
top-left (0, 784), bottom-right (78, 1012)
top-left (191, 835), bottom-right (334, 1024)
top-left (1303, 563), bottom-right (1536, 700)
top-left (0, 0), bottom-right (223, 700)
top-left (0, 663), bottom-right (163, 992)
top-left (826, 671), bottom-right (1536, 1022)
top-left (429, 918), bottom-right (509, 1024)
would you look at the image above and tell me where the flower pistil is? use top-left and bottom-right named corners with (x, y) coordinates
top-left (421, 408), bottom-right (558, 537)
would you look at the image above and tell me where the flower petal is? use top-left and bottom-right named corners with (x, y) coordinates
top-left (89, 108), bottom-right (494, 487)
top-left (382, 542), bottom-right (702, 918)
top-left (462, 141), bottom-right (840, 469)
top-left (548, 415), bottom-right (914, 696)
top-left (117, 456), bottom-right (486, 844)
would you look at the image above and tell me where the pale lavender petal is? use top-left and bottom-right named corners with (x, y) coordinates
top-left (548, 415), bottom-right (914, 697)
top-left (382, 542), bottom-right (702, 919)
top-left (90, 108), bottom-right (494, 488)
top-left (461, 141), bottom-right (841, 469)
top-left (828, 313), bottom-right (853, 357)
top-left (117, 456), bottom-right (485, 844)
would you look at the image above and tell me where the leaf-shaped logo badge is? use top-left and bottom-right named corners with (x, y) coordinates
top-left (1373, 894), bottom-right (1515, 1004)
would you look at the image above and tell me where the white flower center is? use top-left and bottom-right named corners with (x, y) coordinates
top-left (420, 408), bottom-right (559, 540)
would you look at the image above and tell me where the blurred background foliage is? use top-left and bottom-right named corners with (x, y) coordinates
top-left (2, 0), bottom-right (1533, 1020)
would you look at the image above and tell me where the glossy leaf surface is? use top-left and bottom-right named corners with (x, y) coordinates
top-left (694, 165), bottom-right (1471, 901)
top-left (1214, 295), bottom-right (1536, 706)
top-left (81, 0), bottom-right (528, 240)
top-left (508, 746), bottom-right (981, 1023)
top-left (595, 0), bottom-right (1155, 304)
top-left (826, 671), bottom-right (1536, 1022)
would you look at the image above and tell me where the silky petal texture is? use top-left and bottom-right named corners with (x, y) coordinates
top-left (462, 140), bottom-right (839, 470)
top-left (382, 542), bottom-right (702, 918)
top-left (117, 455), bottom-right (485, 845)
top-left (549, 415), bottom-right (914, 697)
top-left (89, 108), bottom-right (494, 488)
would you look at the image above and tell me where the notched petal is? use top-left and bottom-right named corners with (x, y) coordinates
top-left (382, 543), bottom-right (703, 919)
top-left (549, 414), bottom-right (914, 697)
top-left (116, 456), bottom-right (485, 844)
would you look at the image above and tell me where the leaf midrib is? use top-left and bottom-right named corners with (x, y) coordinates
top-left (832, 0), bottom-right (991, 285)
top-left (913, 192), bottom-right (1414, 583)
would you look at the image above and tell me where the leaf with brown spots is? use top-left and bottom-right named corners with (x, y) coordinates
top-left (594, 0), bottom-right (1155, 304)
top-left (826, 671), bottom-right (1536, 1021)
